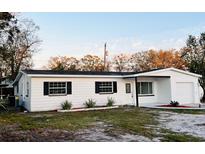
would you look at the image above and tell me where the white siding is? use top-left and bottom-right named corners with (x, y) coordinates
top-left (137, 77), bottom-right (158, 105)
top-left (16, 68), bottom-right (201, 112)
top-left (137, 77), bottom-right (172, 106)
top-left (30, 77), bottom-right (135, 112)
top-left (156, 78), bottom-right (171, 104)
top-left (144, 70), bottom-right (201, 104)
top-left (14, 73), bottom-right (31, 111)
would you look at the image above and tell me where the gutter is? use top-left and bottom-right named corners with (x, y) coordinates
top-left (27, 74), bottom-right (124, 78)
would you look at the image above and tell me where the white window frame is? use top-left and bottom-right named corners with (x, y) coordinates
top-left (99, 81), bottom-right (113, 94)
top-left (137, 82), bottom-right (153, 96)
top-left (125, 83), bottom-right (131, 93)
top-left (48, 82), bottom-right (67, 96)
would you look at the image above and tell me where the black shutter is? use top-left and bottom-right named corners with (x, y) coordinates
top-left (44, 82), bottom-right (49, 95)
top-left (95, 82), bottom-right (100, 93)
top-left (113, 81), bottom-right (117, 93)
top-left (67, 82), bottom-right (72, 94)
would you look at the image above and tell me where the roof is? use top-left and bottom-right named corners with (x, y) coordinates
top-left (0, 78), bottom-right (13, 87)
top-left (12, 67), bottom-right (202, 85)
top-left (21, 68), bottom-right (164, 76)
top-left (21, 70), bottom-right (135, 76)
top-left (123, 67), bottom-right (202, 78)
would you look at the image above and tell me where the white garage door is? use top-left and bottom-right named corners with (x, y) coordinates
top-left (175, 82), bottom-right (194, 104)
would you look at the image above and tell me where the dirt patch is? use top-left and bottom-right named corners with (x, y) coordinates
top-left (73, 121), bottom-right (159, 142)
top-left (0, 121), bottom-right (157, 142)
top-left (0, 124), bottom-right (75, 142)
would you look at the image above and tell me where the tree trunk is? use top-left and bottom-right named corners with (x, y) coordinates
top-left (10, 52), bottom-right (15, 81)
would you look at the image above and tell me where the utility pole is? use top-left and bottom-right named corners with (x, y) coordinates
top-left (104, 43), bottom-right (108, 71)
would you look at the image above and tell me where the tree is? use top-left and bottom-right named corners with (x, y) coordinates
top-left (47, 56), bottom-right (79, 71)
top-left (0, 13), bottom-right (40, 80)
top-left (148, 49), bottom-right (186, 69)
top-left (181, 33), bottom-right (205, 101)
top-left (130, 49), bottom-right (186, 72)
top-left (0, 12), bottom-right (16, 30)
top-left (0, 12), bottom-right (16, 82)
top-left (80, 54), bottom-right (104, 71)
top-left (130, 51), bottom-right (151, 71)
top-left (112, 53), bottom-right (131, 72)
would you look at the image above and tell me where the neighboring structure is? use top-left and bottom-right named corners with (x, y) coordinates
top-left (0, 77), bottom-right (14, 99)
top-left (13, 68), bottom-right (202, 112)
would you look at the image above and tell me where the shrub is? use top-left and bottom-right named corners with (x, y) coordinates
top-left (170, 101), bottom-right (179, 107)
top-left (61, 100), bottom-right (72, 110)
top-left (106, 97), bottom-right (115, 107)
top-left (121, 104), bottom-right (135, 108)
top-left (0, 99), bottom-right (8, 111)
top-left (84, 99), bottom-right (96, 108)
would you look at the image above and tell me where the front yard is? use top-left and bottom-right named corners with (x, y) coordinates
top-left (0, 107), bottom-right (205, 141)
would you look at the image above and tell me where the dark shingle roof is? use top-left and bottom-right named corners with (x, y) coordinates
top-left (22, 70), bottom-right (135, 76)
top-left (21, 68), bottom-right (164, 76)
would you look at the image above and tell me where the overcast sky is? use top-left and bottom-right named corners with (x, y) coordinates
top-left (22, 13), bottom-right (205, 68)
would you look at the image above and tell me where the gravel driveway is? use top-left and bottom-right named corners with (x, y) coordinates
top-left (158, 111), bottom-right (205, 139)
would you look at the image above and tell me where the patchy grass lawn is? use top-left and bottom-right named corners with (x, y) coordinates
top-left (0, 108), bottom-right (204, 141)
top-left (0, 108), bottom-right (157, 135)
top-left (160, 128), bottom-right (203, 142)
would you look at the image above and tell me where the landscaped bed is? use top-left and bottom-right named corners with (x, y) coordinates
top-left (158, 104), bottom-right (192, 108)
top-left (58, 106), bottom-right (119, 112)
top-left (155, 101), bottom-right (203, 109)
top-left (0, 107), bottom-right (204, 141)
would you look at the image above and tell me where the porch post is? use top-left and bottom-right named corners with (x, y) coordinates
top-left (135, 77), bottom-right (139, 107)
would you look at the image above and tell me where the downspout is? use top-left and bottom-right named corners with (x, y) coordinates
top-left (135, 77), bottom-right (139, 107)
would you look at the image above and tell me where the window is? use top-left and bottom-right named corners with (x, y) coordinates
top-left (137, 82), bottom-right (153, 95)
top-left (99, 82), bottom-right (113, 93)
top-left (49, 82), bottom-right (67, 95)
top-left (95, 81), bottom-right (117, 94)
top-left (43, 82), bottom-right (71, 96)
top-left (125, 83), bottom-right (131, 93)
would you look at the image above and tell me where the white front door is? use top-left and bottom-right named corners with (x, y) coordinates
top-left (125, 82), bottom-right (135, 106)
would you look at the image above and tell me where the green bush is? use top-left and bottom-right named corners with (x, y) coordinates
top-left (0, 99), bottom-right (8, 111)
top-left (106, 97), bottom-right (115, 107)
top-left (61, 100), bottom-right (72, 110)
top-left (170, 101), bottom-right (179, 107)
top-left (84, 99), bottom-right (96, 108)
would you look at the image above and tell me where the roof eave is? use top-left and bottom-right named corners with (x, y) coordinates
top-left (12, 71), bottom-right (23, 85)
top-left (123, 67), bottom-right (202, 78)
top-left (27, 74), bottom-right (124, 78)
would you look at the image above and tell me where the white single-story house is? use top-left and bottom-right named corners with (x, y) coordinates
top-left (13, 67), bottom-right (202, 112)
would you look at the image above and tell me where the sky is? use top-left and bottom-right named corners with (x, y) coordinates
top-left (22, 13), bottom-right (205, 68)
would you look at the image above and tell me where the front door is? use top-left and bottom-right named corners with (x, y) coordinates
top-left (125, 82), bottom-right (135, 105)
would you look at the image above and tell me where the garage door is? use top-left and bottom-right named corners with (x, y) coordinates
top-left (175, 82), bottom-right (194, 104)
